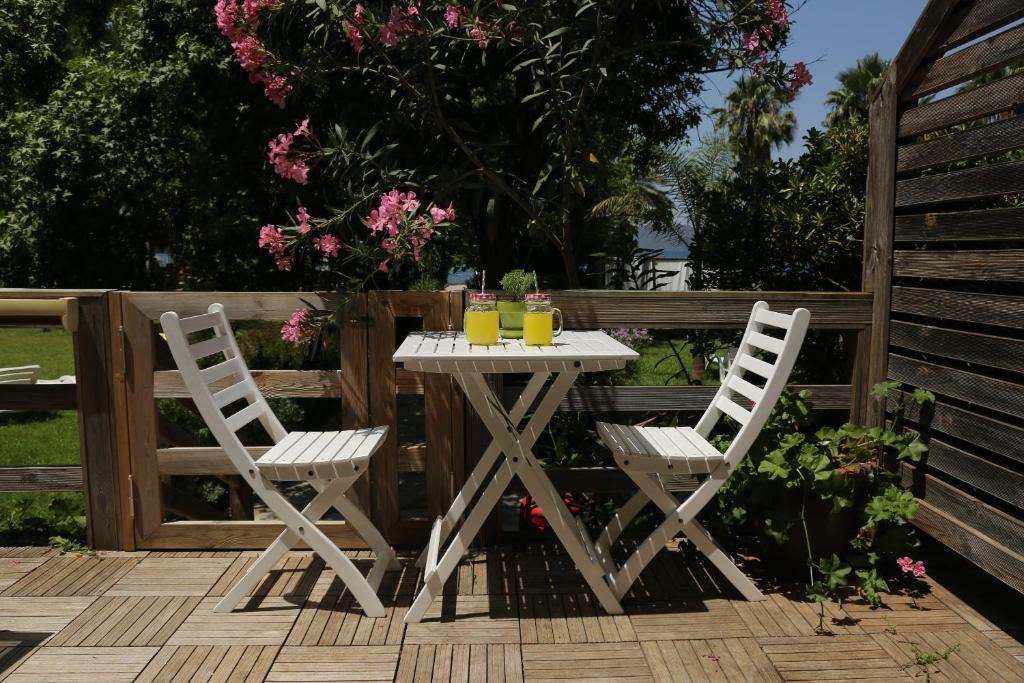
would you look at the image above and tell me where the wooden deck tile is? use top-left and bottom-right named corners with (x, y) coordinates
top-left (843, 597), bottom-right (968, 633)
top-left (135, 644), bottom-right (278, 683)
top-left (167, 596), bottom-right (301, 646)
top-left (519, 592), bottom-right (635, 643)
top-left (1, 556), bottom-right (137, 597)
top-left (406, 595), bottom-right (520, 644)
top-left (396, 643), bottom-right (523, 683)
top-left (759, 634), bottom-right (910, 681)
top-left (285, 588), bottom-right (409, 646)
top-left (642, 638), bottom-right (783, 682)
top-left (522, 642), bottom-right (652, 682)
top-left (0, 559), bottom-right (46, 593)
top-left (104, 557), bottom-right (235, 596)
top-left (0, 647), bottom-right (35, 682)
top-left (267, 645), bottom-right (400, 681)
top-left (628, 597), bottom-right (753, 641)
top-left (1, 646), bottom-right (157, 682)
top-left (987, 631), bottom-right (1024, 665)
top-left (46, 596), bottom-right (200, 647)
top-left (0, 548), bottom-right (54, 559)
top-left (873, 628), bottom-right (1024, 682)
top-left (0, 597), bottom-right (96, 644)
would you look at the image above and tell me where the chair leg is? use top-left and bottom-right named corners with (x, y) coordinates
top-left (331, 491), bottom-right (401, 590)
top-left (594, 489), bottom-right (649, 561)
top-left (682, 519), bottom-right (765, 601)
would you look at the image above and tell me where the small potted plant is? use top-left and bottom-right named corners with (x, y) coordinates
top-left (498, 269), bottom-right (536, 338)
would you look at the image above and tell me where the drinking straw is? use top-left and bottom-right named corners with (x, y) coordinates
top-left (533, 271), bottom-right (539, 294)
top-left (481, 270), bottom-right (486, 294)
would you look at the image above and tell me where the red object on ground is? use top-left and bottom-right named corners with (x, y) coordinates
top-left (519, 494), bottom-right (581, 532)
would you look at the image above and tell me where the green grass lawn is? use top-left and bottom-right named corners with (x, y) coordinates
top-left (0, 328), bottom-right (84, 544)
top-left (618, 338), bottom-right (722, 387)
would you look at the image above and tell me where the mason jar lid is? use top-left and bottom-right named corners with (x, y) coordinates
top-left (524, 293), bottom-right (550, 302)
top-left (468, 292), bottom-right (496, 302)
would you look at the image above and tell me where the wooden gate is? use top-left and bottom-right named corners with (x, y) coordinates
top-left (117, 290), bottom-right (462, 549)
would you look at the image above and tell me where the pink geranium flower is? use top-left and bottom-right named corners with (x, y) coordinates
top-left (897, 556), bottom-right (926, 578)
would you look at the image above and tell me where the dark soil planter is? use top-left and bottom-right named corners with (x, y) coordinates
top-left (497, 300), bottom-right (525, 338)
top-left (760, 498), bottom-right (862, 580)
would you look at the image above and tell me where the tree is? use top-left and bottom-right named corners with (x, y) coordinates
top-left (224, 0), bottom-right (810, 288)
top-left (713, 76), bottom-right (796, 167)
top-left (824, 53), bottom-right (888, 126)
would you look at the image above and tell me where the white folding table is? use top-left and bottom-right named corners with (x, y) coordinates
top-left (393, 330), bottom-right (638, 623)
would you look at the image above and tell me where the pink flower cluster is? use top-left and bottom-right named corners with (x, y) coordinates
top-left (366, 190), bottom-right (455, 272)
top-left (313, 234), bottom-right (341, 257)
top-left (897, 556), bottom-right (926, 578)
top-left (267, 117), bottom-right (313, 184)
top-left (787, 61), bottom-right (812, 101)
top-left (469, 17), bottom-right (492, 48)
top-left (343, 3), bottom-right (367, 53)
top-left (380, 5), bottom-right (419, 48)
top-left (258, 224), bottom-right (292, 271)
top-left (215, 0), bottom-right (293, 107)
top-left (281, 309), bottom-right (312, 345)
top-left (444, 5), bottom-right (466, 29)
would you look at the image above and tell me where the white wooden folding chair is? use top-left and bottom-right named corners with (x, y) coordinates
top-left (161, 304), bottom-right (399, 617)
top-left (595, 301), bottom-right (809, 602)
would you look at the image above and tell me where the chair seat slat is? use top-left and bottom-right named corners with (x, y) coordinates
top-left (189, 335), bottom-right (232, 360)
top-left (754, 308), bottom-right (793, 330)
top-left (747, 331), bottom-right (785, 355)
top-left (715, 395), bottom-right (751, 425)
top-left (178, 311), bottom-right (223, 335)
top-left (727, 374), bottom-right (764, 404)
top-left (736, 354), bottom-right (774, 379)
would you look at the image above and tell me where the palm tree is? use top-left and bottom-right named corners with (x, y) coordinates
top-left (825, 53), bottom-right (889, 126)
top-left (712, 77), bottom-right (796, 168)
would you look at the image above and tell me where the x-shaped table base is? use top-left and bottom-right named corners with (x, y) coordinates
top-left (405, 369), bottom-right (623, 623)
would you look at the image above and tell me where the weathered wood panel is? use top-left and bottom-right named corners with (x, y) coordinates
top-left (891, 390), bottom-right (1024, 466)
top-left (924, 437), bottom-right (1024, 509)
top-left (153, 369), bottom-right (342, 399)
top-left (141, 521), bottom-right (368, 550)
top-left (891, 286), bottom-right (1024, 328)
top-left (904, 22), bottom-right (1024, 100)
top-left (895, 159), bottom-right (1024, 207)
top-left (0, 383), bottom-right (76, 410)
top-left (889, 320), bottom-right (1024, 373)
top-left (899, 71), bottom-right (1024, 139)
top-left (552, 384), bottom-right (850, 413)
top-left (894, 206), bottom-right (1024, 242)
top-left (888, 354), bottom-right (1024, 419)
top-left (550, 291), bottom-right (872, 329)
top-left (939, 0), bottom-right (1024, 51)
top-left (125, 291), bottom-right (341, 320)
top-left (897, 116), bottom-right (1024, 173)
top-left (893, 250), bottom-right (1024, 282)
top-left (901, 463), bottom-right (1024, 556)
top-left (340, 295), bottom-right (371, 512)
top-left (368, 291), bottom-right (399, 535)
top-left (0, 466), bottom-right (83, 492)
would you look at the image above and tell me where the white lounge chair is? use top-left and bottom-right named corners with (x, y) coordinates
top-left (0, 365), bottom-right (40, 385)
top-left (595, 301), bottom-right (809, 602)
top-left (161, 303), bottom-right (399, 617)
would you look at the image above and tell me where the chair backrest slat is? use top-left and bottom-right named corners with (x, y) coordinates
top-left (695, 302), bottom-right (810, 469)
top-left (161, 304), bottom-right (289, 477)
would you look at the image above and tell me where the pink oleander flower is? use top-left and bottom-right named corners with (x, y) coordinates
top-left (258, 72), bottom-right (292, 108)
top-left (258, 224), bottom-right (285, 255)
top-left (232, 34), bottom-right (267, 72)
top-left (267, 118), bottom-right (313, 184)
top-left (281, 309), bottom-right (311, 345)
top-left (470, 17), bottom-right (490, 48)
top-left (215, 0), bottom-right (244, 41)
top-left (354, 3), bottom-right (366, 22)
top-left (380, 6), bottom-right (417, 47)
top-left (897, 556), bottom-right (926, 578)
top-left (444, 202), bottom-right (456, 220)
top-left (296, 206), bottom-right (312, 233)
top-left (344, 20), bottom-right (364, 53)
top-left (742, 31), bottom-right (760, 51)
top-left (275, 255), bottom-right (293, 271)
top-left (313, 234), bottom-right (341, 257)
top-left (444, 5), bottom-right (466, 28)
top-left (429, 206), bottom-right (447, 223)
top-left (768, 0), bottom-right (789, 30)
top-left (787, 61), bottom-right (812, 101)
top-left (242, 0), bottom-right (280, 21)
top-left (379, 260), bottom-right (390, 272)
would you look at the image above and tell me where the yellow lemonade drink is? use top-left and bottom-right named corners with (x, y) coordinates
top-left (522, 311), bottom-right (553, 346)
top-left (465, 310), bottom-right (499, 345)
top-left (465, 292), bottom-right (499, 345)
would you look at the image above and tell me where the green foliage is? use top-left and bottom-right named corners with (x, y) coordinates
top-left (824, 53), bottom-right (889, 127)
top-left (705, 382), bottom-right (931, 611)
top-left (0, 494), bottom-right (86, 545)
top-left (712, 76), bottom-right (795, 167)
top-left (499, 269), bottom-right (537, 300)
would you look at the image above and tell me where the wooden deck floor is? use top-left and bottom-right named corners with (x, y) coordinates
top-left (1, 543), bottom-right (1022, 682)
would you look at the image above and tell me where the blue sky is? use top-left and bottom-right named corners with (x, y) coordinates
top-left (694, 0), bottom-right (929, 158)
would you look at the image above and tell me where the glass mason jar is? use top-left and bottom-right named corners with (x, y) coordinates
top-left (522, 293), bottom-right (563, 346)
top-left (464, 292), bottom-right (499, 345)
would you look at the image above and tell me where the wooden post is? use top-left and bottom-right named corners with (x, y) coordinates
top-left (368, 291), bottom-right (399, 535)
top-left (72, 292), bottom-right (126, 550)
top-left (341, 294), bottom-right (371, 512)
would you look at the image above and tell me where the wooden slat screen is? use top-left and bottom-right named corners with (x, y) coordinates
top-left (875, 0), bottom-right (1024, 592)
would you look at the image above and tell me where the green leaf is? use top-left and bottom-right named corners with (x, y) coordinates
top-left (911, 388), bottom-right (935, 404)
top-left (871, 380), bottom-right (901, 399)
top-left (757, 452), bottom-right (791, 479)
top-left (540, 27), bottom-right (571, 41)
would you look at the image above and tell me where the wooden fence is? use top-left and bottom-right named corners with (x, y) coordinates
top-left (1, 288), bottom-right (871, 550)
top-left (864, 0), bottom-right (1024, 592)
